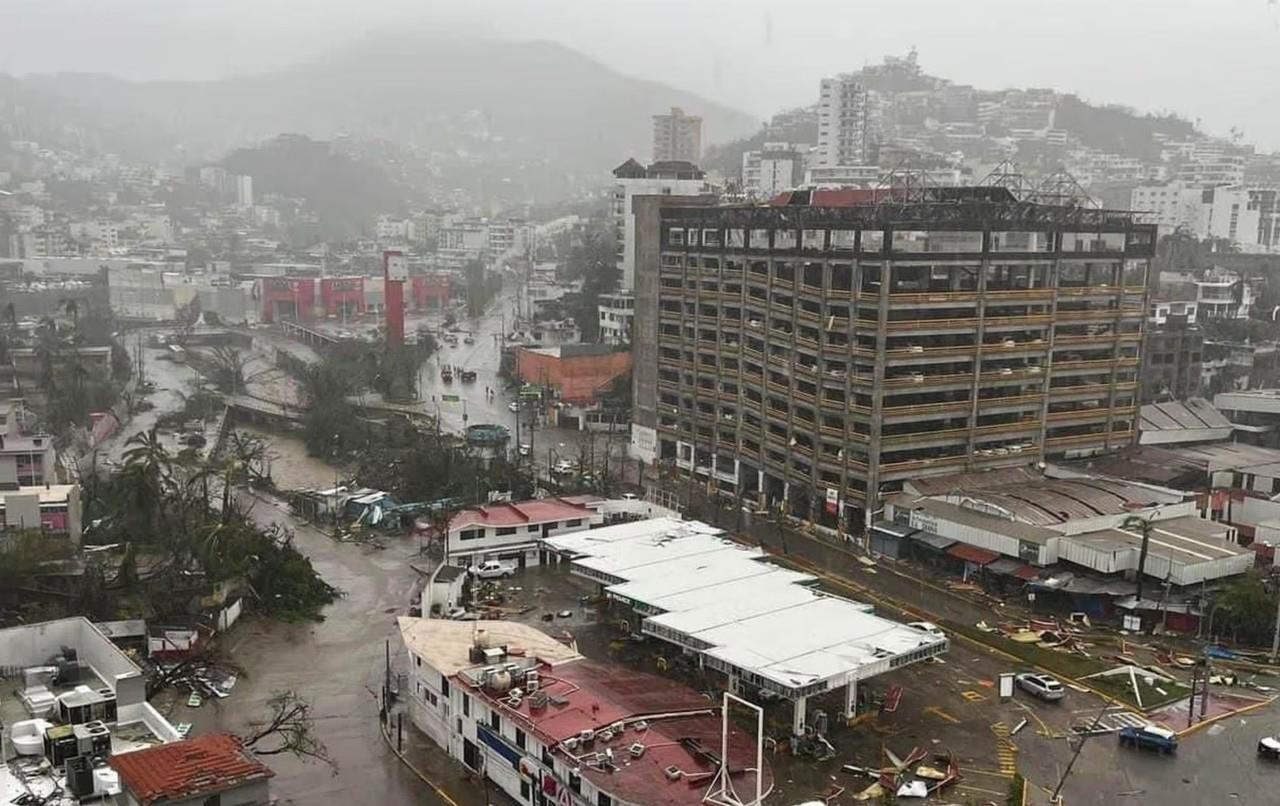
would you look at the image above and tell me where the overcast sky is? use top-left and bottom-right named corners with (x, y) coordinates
top-left (8, 0), bottom-right (1280, 148)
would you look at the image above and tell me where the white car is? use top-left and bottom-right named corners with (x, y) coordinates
top-left (468, 559), bottom-right (517, 579)
top-left (553, 460), bottom-right (575, 475)
top-left (1259, 735), bottom-right (1280, 760)
top-left (508, 401), bottom-right (521, 413)
top-left (908, 621), bottom-right (945, 639)
top-left (1016, 672), bottom-right (1065, 702)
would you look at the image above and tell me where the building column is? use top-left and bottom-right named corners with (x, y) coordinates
top-left (792, 695), bottom-right (808, 735)
top-left (727, 674), bottom-right (739, 696)
top-left (845, 679), bottom-right (858, 718)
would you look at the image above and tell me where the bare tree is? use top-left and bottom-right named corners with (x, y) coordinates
top-left (240, 690), bottom-right (337, 774)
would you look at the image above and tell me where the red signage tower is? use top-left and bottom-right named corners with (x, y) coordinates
top-left (384, 250), bottom-right (407, 348)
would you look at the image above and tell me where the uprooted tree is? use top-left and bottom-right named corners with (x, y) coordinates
top-left (240, 689), bottom-right (337, 774)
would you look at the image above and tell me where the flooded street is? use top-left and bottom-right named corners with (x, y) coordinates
top-left (152, 428), bottom-right (474, 805)
top-left (232, 424), bottom-right (348, 491)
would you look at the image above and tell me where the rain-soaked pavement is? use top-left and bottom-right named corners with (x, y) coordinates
top-left (173, 482), bottom-right (462, 804)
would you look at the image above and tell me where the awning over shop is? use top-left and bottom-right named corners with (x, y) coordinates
top-left (986, 557), bottom-right (1040, 580)
top-left (946, 543), bottom-right (999, 566)
top-left (912, 532), bottom-right (956, 551)
top-left (871, 520), bottom-right (917, 539)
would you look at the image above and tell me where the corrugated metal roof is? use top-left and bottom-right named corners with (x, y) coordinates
top-left (947, 543), bottom-right (999, 565)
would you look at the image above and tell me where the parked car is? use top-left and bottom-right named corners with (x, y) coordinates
top-left (468, 559), bottom-right (517, 579)
top-left (464, 335), bottom-right (475, 345)
top-left (1259, 735), bottom-right (1280, 759)
top-left (907, 621), bottom-right (945, 639)
top-left (1118, 725), bottom-right (1177, 754)
top-left (518, 443), bottom-right (532, 457)
top-left (508, 401), bottom-right (521, 413)
top-left (553, 460), bottom-right (575, 475)
top-left (1015, 673), bottom-right (1065, 702)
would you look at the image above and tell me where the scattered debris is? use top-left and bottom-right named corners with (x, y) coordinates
top-left (896, 780), bottom-right (928, 798)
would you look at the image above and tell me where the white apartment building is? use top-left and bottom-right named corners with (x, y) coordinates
top-left (1159, 267), bottom-right (1257, 320)
top-left (1132, 183), bottom-right (1280, 251)
top-left (741, 142), bottom-right (806, 198)
top-left (804, 164), bottom-right (880, 187)
top-left (611, 158), bottom-right (714, 291)
top-left (1177, 155), bottom-right (1246, 186)
top-left (235, 174), bottom-right (254, 207)
top-left (597, 292), bottom-right (634, 345)
top-left (817, 74), bottom-right (872, 167)
top-left (652, 106), bottom-right (702, 163)
top-left (376, 215), bottom-right (415, 242)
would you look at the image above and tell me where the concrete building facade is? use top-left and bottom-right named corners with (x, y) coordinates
top-left (817, 74), bottom-right (873, 168)
top-left (612, 159), bottom-right (716, 292)
top-left (651, 106), bottom-right (702, 163)
top-left (639, 186), bottom-right (1156, 528)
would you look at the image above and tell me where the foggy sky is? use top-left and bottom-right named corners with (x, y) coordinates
top-left (8, 0), bottom-right (1280, 149)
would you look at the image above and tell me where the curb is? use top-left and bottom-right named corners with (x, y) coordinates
top-left (379, 719), bottom-right (463, 806)
top-left (1174, 694), bottom-right (1276, 738)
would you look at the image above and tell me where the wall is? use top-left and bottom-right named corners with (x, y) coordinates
top-left (630, 195), bottom-right (718, 458)
top-left (515, 349), bottom-right (632, 405)
top-left (162, 780), bottom-right (270, 806)
top-left (0, 618), bottom-right (147, 706)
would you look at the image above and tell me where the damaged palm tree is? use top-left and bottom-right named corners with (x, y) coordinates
top-left (241, 690), bottom-right (338, 774)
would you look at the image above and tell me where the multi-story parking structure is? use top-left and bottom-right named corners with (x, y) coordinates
top-left (641, 186), bottom-right (1156, 530)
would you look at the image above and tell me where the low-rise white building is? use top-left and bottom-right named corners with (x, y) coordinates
top-left (596, 292), bottom-right (634, 345)
top-left (444, 495), bottom-right (604, 567)
top-left (400, 617), bottom-right (768, 806)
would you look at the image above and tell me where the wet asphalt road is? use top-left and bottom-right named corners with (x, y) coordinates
top-left (188, 488), bottom-right (444, 804)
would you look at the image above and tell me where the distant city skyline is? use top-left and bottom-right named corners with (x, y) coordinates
top-left (7, 0), bottom-right (1280, 150)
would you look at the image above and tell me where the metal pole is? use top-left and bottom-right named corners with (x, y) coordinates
top-left (1051, 703), bottom-right (1109, 803)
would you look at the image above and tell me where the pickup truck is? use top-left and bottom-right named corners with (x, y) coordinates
top-left (468, 559), bottom-right (517, 579)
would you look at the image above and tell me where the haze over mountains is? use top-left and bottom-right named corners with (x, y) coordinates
top-left (6, 35), bottom-right (759, 181)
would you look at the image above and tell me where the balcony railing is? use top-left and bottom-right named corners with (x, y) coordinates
top-left (883, 399), bottom-right (973, 418)
top-left (1044, 429), bottom-right (1134, 447)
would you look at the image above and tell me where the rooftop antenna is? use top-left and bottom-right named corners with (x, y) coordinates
top-left (1029, 169), bottom-right (1100, 209)
top-left (875, 157), bottom-right (936, 204)
top-left (980, 160), bottom-right (1031, 200)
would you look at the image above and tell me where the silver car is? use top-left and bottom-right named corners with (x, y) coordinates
top-left (1015, 672), bottom-right (1065, 702)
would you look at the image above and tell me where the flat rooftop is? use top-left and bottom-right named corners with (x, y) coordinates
top-left (397, 618), bottom-right (582, 676)
top-left (544, 518), bottom-right (946, 696)
top-left (467, 656), bottom-right (767, 806)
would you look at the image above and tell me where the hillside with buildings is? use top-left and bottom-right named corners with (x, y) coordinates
top-left (10, 35), bottom-right (758, 201)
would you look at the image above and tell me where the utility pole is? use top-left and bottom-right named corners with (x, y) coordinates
top-left (1051, 704), bottom-right (1109, 803)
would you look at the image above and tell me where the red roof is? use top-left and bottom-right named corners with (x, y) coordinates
top-left (946, 543), bottom-right (1000, 566)
top-left (465, 659), bottom-right (770, 806)
top-left (1012, 564), bottom-right (1041, 581)
top-left (108, 734), bottom-right (274, 805)
top-left (448, 496), bottom-right (601, 532)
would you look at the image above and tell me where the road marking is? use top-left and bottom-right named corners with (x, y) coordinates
top-left (964, 767), bottom-right (1017, 778)
top-left (961, 690), bottom-right (987, 702)
top-left (992, 722), bottom-right (1019, 776)
top-left (925, 706), bottom-right (961, 724)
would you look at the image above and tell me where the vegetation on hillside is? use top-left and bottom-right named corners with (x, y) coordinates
top-left (222, 135), bottom-right (406, 242)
